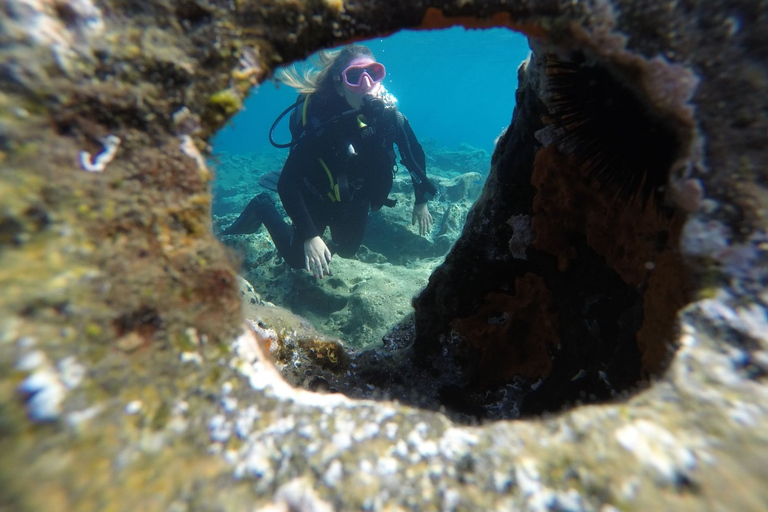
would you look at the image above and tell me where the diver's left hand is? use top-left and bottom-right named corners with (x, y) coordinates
top-left (412, 202), bottom-right (433, 236)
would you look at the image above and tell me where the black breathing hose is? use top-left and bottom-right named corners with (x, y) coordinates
top-left (269, 96), bottom-right (386, 149)
top-left (268, 97), bottom-right (302, 148)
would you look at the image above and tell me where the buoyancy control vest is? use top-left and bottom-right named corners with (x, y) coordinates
top-left (269, 93), bottom-right (437, 208)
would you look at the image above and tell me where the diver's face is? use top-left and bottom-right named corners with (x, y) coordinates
top-left (338, 57), bottom-right (383, 109)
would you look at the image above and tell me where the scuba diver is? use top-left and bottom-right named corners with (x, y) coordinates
top-left (221, 44), bottom-right (437, 279)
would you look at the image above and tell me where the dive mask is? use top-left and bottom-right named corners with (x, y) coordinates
top-left (341, 62), bottom-right (386, 93)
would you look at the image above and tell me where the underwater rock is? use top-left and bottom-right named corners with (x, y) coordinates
top-left (1, 1), bottom-right (767, 511)
top-left (238, 245), bottom-right (437, 349)
top-left (422, 138), bottom-right (491, 177)
top-left (215, 161), bottom-right (484, 349)
top-left (414, 43), bottom-right (694, 414)
top-left (217, 161), bottom-right (481, 266)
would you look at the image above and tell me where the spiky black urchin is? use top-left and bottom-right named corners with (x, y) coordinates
top-left (537, 54), bottom-right (681, 212)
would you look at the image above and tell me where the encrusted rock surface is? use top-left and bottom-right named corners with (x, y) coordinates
top-left (1, 1), bottom-right (767, 511)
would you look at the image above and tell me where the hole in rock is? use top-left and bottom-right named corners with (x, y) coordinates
top-left (212, 27), bottom-right (527, 348)
top-left (212, 27), bottom-right (693, 424)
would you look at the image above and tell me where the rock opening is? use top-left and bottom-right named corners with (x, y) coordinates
top-left (3, 0), bottom-right (765, 509)
top-left (223, 32), bottom-right (696, 424)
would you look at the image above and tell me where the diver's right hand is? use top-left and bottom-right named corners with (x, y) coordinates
top-left (304, 236), bottom-right (332, 279)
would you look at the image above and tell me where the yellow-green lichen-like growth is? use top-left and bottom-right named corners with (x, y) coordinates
top-left (208, 88), bottom-right (243, 122)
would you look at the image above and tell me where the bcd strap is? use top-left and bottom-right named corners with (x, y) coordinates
top-left (301, 94), bottom-right (311, 128)
top-left (318, 158), bottom-right (341, 202)
top-left (336, 174), bottom-right (350, 202)
top-left (302, 94), bottom-right (400, 208)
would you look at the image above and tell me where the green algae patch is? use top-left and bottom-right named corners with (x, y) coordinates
top-left (0, 328), bottom-right (253, 512)
top-left (208, 89), bottom-right (243, 118)
top-left (0, 227), bottom-right (94, 320)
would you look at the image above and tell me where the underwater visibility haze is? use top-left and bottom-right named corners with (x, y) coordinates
top-left (211, 28), bottom-right (531, 348)
top-left (212, 27), bottom-right (531, 157)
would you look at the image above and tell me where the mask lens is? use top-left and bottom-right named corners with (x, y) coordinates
top-left (344, 67), bottom-right (365, 85)
top-left (365, 64), bottom-right (385, 82)
top-left (342, 63), bottom-right (386, 87)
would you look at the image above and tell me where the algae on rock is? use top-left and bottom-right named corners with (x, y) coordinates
top-left (1, 0), bottom-right (767, 511)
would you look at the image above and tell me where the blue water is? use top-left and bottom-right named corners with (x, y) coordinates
top-left (212, 27), bottom-right (530, 157)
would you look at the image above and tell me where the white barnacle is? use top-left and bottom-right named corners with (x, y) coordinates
top-left (58, 355), bottom-right (86, 389)
top-left (16, 349), bottom-right (84, 422)
top-left (323, 459), bottom-right (343, 487)
top-left (179, 134), bottom-right (206, 171)
top-left (615, 420), bottom-right (697, 485)
top-left (66, 405), bottom-right (103, 429)
top-left (80, 135), bottom-right (121, 172)
top-left (124, 400), bottom-right (143, 415)
top-left (221, 396), bottom-right (238, 413)
top-left (180, 351), bottom-right (204, 365)
top-left (208, 414), bottom-right (232, 443)
top-left (172, 107), bottom-right (201, 135)
top-left (19, 367), bottom-right (66, 421)
top-left (16, 349), bottom-right (46, 371)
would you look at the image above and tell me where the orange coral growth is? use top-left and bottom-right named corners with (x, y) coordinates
top-left (636, 246), bottom-right (690, 375)
top-left (530, 145), bottom-right (691, 375)
top-left (247, 323), bottom-right (274, 360)
top-left (452, 274), bottom-right (559, 384)
top-left (418, 7), bottom-right (548, 39)
top-left (307, 338), bottom-right (348, 370)
top-left (531, 146), bottom-right (683, 287)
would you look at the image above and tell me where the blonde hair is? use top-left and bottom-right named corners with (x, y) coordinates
top-left (275, 45), bottom-right (376, 97)
top-left (275, 50), bottom-right (336, 94)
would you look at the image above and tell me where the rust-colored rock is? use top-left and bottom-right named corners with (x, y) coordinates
top-left (452, 275), bottom-right (559, 383)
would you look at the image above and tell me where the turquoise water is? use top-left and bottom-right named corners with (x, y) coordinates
top-left (211, 27), bottom-right (530, 157)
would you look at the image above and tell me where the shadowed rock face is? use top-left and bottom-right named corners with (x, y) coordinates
top-left (1, 1), bottom-right (767, 511)
top-left (412, 48), bottom-right (694, 416)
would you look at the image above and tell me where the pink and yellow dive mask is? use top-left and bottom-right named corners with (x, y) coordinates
top-left (341, 62), bottom-right (386, 93)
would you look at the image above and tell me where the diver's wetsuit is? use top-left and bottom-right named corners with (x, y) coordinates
top-left (257, 92), bottom-right (430, 269)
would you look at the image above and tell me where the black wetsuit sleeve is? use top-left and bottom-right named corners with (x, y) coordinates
top-left (398, 115), bottom-right (430, 205)
top-left (277, 149), bottom-right (321, 242)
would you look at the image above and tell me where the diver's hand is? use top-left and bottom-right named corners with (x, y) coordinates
top-left (412, 202), bottom-right (433, 236)
top-left (304, 236), bottom-right (332, 279)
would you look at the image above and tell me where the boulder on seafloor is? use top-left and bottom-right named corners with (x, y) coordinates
top-left (241, 255), bottom-right (433, 349)
top-left (422, 138), bottom-right (491, 177)
top-left (1, 1), bottom-right (767, 511)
